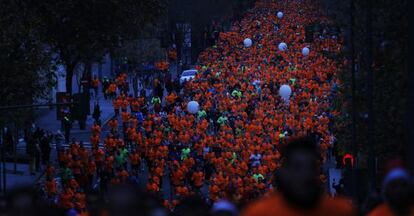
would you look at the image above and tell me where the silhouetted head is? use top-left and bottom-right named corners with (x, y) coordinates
top-left (382, 168), bottom-right (413, 215)
top-left (173, 195), bottom-right (210, 216)
top-left (278, 137), bottom-right (322, 209)
top-left (4, 186), bottom-right (65, 216)
top-left (106, 184), bottom-right (165, 216)
top-left (211, 200), bottom-right (238, 216)
top-left (85, 190), bottom-right (105, 216)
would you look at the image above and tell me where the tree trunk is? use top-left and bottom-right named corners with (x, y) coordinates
top-left (365, 0), bottom-right (376, 192)
top-left (81, 62), bottom-right (91, 93)
top-left (110, 54), bottom-right (114, 76)
top-left (66, 63), bottom-right (75, 94)
top-left (98, 62), bottom-right (103, 80)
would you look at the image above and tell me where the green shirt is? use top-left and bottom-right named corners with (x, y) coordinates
top-left (151, 97), bottom-right (161, 104)
top-left (253, 173), bottom-right (264, 182)
top-left (290, 78), bottom-right (296, 85)
top-left (61, 167), bottom-right (72, 183)
top-left (231, 90), bottom-right (242, 98)
top-left (120, 148), bottom-right (128, 157)
top-left (231, 152), bottom-right (237, 164)
top-left (181, 148), bottom-right (191, 160)
top-left (288, 65), bottom-right (296, 72)
top-left (235, 128), bottom-right (243, 137)
top-left (279, 131), bottom-right (288, 138)
top-left (217, 116), bottom-right (228, 126)
top-left (197, 110), bottom-right (207, 119)
top-left (115, 148), bottom-right (128, 165)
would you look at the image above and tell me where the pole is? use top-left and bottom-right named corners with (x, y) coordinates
top-left (0, 129), bottom-right (2, 193)
top-left (1, 129), bottom-right (5, 194)
top-left (350, 0), bottom-right (356, 158)
top-left (350, 0), bottom-right (358, 202)
top-left (366, 0), bottom-right (376, 192)
top-left (13, 125), bottom-right (17, 174)
top-left (407, 0), bottom-right (414, 176)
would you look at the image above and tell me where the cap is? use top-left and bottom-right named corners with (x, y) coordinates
top-left (212, 200), bottom-right (237, 216)
top-left (382, 168), bottom-right (410, 190)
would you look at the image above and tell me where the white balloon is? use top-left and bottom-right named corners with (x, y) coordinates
top-left (279, 85), bottom-right (292, 101)
top-left (187, 101), bottom-right (200, 114)
top-left (302, 47), bottom-right (310, 56)
top-left (243, 38), bottom-right (252, 48)
top-left (278, 42), bottom-right (287, 51)
top-left (277, 12), bottom-right (283, 19)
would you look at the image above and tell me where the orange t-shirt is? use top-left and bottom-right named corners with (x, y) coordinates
top-left (192, 171), bottom-right (204, 187)
top-left (242, 194), bottom-right (355, 216)
top-left (368, 204), bottom-right (414, 216)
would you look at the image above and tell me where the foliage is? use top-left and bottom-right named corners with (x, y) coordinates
top-left (115, 38), bottom-right (166, 70)
top-left (35, 0), bottom-right (166, 93)
top-left (0, 0), bottom-right (56, 127)
top-left (0, 0), bottom-right (166, 127)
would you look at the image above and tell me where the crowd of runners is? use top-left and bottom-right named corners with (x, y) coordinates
top-left (43, 0), bottom-right (345, 214)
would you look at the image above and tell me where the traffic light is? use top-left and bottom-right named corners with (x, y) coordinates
top-left (342, 153), bottom-right (355, 169)
top-left (56, 92), bottom-right (72, 120)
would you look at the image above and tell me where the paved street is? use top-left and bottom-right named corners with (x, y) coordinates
top-left (3, 62), bottom-right (180, 192)
top-left (0, 0), bottom-right (410, 215)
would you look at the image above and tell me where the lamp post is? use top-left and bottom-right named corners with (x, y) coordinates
top-left (408, 1), bottom-right (414, 177)
top-left (0, 128), bottom-right (6, 195)
top-left (350, 0), bottom-right (359, 202)
top-left (366, 0), bottom-right (376, 192)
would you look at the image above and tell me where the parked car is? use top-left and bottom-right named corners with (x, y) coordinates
top-left (179, 69), bottom-right (197, 85)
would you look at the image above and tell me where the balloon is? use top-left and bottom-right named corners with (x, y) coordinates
top-left (279, 85), bottom-right (292, 101)
top-left (302, 47), bottom-right (310, 56)
top-left (243, 38), bottom-right (252, 48)
top-left (277, 12), bottom-right (283, 19)
top-left (187, 101), bottom-right (200, 114)
top-left (278, 42), bottom-right (287, 51)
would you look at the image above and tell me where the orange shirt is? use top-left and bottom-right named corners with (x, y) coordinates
top-left (87, 161), bottom-right (96, 175)
top-left (147, 182), bottom-right (160, 193)
top-left (92, 79), bottom-right (99, 88)
top-left (171, 168), bottom-right (185, 186)
top-left (90, 135), bottom-right (100, 148)
top-left (129, 153), bottom-right (140, 166)
top-left (121, 112), bottom-right (130, 122)
top-left (60, 190), bottom-right (75, 209)
top-left (242, 194), bottom-right (355, 216)
top-left (95, 148), bottom-right (105, 162)
top-left (368, 204), bottom-right (414, 216)
top-left (192, 171), bottom-right (204, 187)
top-left (108, 83), bottom-right (116, 93)
top-left (45, 180), bottom-right (57, 195)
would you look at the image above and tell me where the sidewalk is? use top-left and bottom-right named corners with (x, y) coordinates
top-left (34, 87), bottom-right (114, 143)
top-left (10, 66), bottom-right (179, 193)
top-left (2, 89), bottom-right (115, 193)
top-left (0, 162), bottom-right (41, 193)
